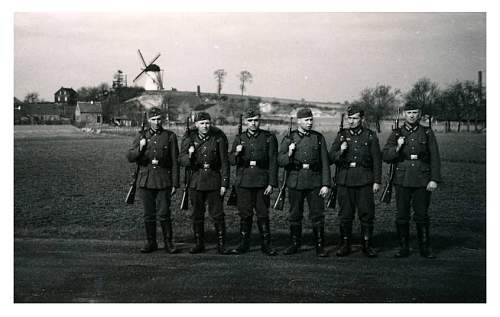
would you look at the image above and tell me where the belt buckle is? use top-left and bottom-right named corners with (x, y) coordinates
top-left (250, 160), bottom-right (257, 168)
top-left (302, 163), bottom-right (310, 170)
top-left (349, 162), bottom-right (357, 168)
top-left (410, 155), bottom-right (418, 160)
top-left (203, 163), bottom-right (210, 169)
top-left (152, 158), bottom-right (159, 169)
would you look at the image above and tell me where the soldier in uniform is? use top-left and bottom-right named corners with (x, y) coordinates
top-left (126, 107), bottom-right (180, 254)
top-left (229, 107), bottom-right (278, 256)
top-left (329, 105), bottom-right (382, 257)
top-left (278, 108), bottom-right (331, 257)
top-left (382, 103), bottom-right (441, 258)
top-left (179, 112), bottom-right (231, 255)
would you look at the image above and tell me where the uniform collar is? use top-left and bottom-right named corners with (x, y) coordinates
top-left (246, 129), bottom-right (260, 138)
top-left (404, 122), bottom-right (420, 133)
top-left (149, 126), bottom-right (163, 136)
top-left (197, 132), bottom-right (210, 142)
top-left (349, 126), bottom-right (363, 136)
top-left (297, 128), bottom-right (311, 137)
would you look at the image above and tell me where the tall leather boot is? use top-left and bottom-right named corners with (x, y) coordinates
top-left (214, 221), bottom-right (231, 255)
top-left (140, 221), bottom-right (158, 253)
top-left (189, 221), bottom-right (205, 254)
top-left (160, 220), bottom-right (180, 254)
top-left (231, 216), bottom-right (253, 254)
top-left (361, 225), bottom-right (378, 258)
top-left (394, 223), bottom-right (410, 258)
top-left (416, 223), bottom-right (436, 259)
top-left (257, 218), bottom-right (277, 256)
top-left (313, 225), bottom-right (329, 257)
top-left (336, 224), bottom-right (352, 257)
top-left (283, 224), bottom-right (302, 255)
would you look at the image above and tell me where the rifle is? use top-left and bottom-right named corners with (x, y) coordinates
top-left (180, 117), bottom-right (192, 210)
top-left (227, 114), bottom-right (243, 206)
top-left (380, 108), bottom-right (401, 203)
top-left (326, 113), bottom-right (345, 209)
top-left (125, 111), bottom-right (147, 204)
top-left (273, 117), bottom-right (293, 210)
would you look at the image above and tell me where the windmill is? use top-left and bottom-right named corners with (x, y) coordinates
top-left (133, 49), bottom-right (164, 91)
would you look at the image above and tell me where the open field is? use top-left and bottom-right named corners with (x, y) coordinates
top-left (13, 124), bottom-right (486, 302)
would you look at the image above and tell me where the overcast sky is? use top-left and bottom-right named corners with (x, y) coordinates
top-left (14, 12), bottom-right (486, 103)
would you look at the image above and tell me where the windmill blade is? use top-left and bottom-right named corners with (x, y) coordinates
top-left (147, 53), bottom-right (161, 67)
top-left (137, 49), bottom-right (147, 67)
top-left (133, 68), bottom-right (147, 83)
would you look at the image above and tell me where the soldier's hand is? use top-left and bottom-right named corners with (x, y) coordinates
top-left (288, 143), bottom-right (296, 157)
top-left (220, 186), bottom-right (226, 197)
top-left (171, 187), bottom-right (177, 196)
top-left (235, 144), bottom-right (243, 155)
top-left (373, 183), bottom-right (381, 193)
top-left (264, 185), bottom-right (273, 196)
top-left (426, 181), bottom-right (438, 192)
top-left (188, 145), bottom-right (195, 157)
top-left (340, 141), bottom-right (348, 152)
top-left (319, 186), bottom-right (329, 198)
top-left (139, 138), bottom-right (147, 151)
top-left (396, 137), bottom-right (405, 151)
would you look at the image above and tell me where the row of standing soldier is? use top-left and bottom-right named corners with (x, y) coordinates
top-left (126, 103), bottom-right (441, 258)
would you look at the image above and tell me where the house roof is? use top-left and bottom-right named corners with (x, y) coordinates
top-left (55, 87), bottom-right (77, 94)
top-left (77, 102), bottom-right (102, 113)
top-left (20, 103), bottom-right (62, 116)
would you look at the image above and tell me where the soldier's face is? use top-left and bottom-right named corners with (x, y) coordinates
top-left (347, 113), bottom-right (362, 129)
top-left (148, 116), bottom-right (162, 130)
top-left (298, 117), bottom-right (313, 131)
top-left (245, 116), bottom-right (260, 131)
top-left (404, 110), bottom-right (420, 124)
top-left (196, 120), bottom-right (211, 134)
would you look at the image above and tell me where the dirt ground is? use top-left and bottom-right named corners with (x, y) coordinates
top-left (14, 237), bottom-right (485, 303)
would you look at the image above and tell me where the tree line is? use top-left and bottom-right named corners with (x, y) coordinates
top-left (22, 71), bottom-right (485, 133)
top-left (348, 77), bottom-right (486, 133)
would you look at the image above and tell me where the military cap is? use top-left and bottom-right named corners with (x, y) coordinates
top-left (244, 106), bottom-right (261, 118)
top-left (297, 108), bottom-right (313, 119)
top-left (347, 105), bottom-right (364, 116)
top-left (403, 102), bottom-right (420, 111)
top-left (148, 107), bottom-right (163, 118)
top-left (194, 111), bottom-right (211, 122)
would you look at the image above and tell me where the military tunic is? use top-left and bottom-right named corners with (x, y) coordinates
top-left (228, 129), bottom-right (278, 218)
top-left (278, 130), bottom-right (331, 226)
top-left (126, 127), bottom-right (180, 222)
top-left (179, 127), bottom-right (230, 223)
top-left (329, 127), bottom-right (382, 227)
top-left (382, 123), bottom-right (441, 224)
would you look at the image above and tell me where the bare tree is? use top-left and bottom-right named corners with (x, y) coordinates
top-left (404, 78), bottom-right (440, 128)
top-left (353, 85), bottom-right (401, 132)
top-left (24, 92), bottom-right (40, 104)
top-left (239, 70), bottom-right (253, 96)
top-left (213, 69), bottom-right (227, 96)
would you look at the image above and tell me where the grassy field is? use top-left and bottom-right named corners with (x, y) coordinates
top-left (14, 125), bottom-right (486, 249)
top-left (13, 124), bottom-right (486, 303)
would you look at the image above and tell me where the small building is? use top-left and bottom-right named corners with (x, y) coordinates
top-left (54, 87), bottom-right (78, 105)
top-left (75, 101), bottom-right (103, 124)
top-left (20, 102), bottom-right (63, 124)
top-left (113, 115), bottom-right (132, 127)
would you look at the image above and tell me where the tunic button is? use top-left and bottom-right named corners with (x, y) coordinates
top-left (411, 163), bottom-right (414, 167)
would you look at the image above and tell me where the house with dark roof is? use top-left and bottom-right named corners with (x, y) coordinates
top-left (54, 87), bottom-right (78, 105)
top-left (75, 101), bottom-right (103, 124)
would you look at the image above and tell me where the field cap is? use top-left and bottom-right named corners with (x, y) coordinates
top-left (403, 102), bottom-right (420, 111)
top-left (148, 107), bottom-right (163, 119)
top-left (296, 108), bottom-right (313, 119)
top-left (194, 111), bottom-right (211, 122)
top-left (244, 106), bottom-right (261, 118)
top-left (347, 105), bottom-right (364, 117)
